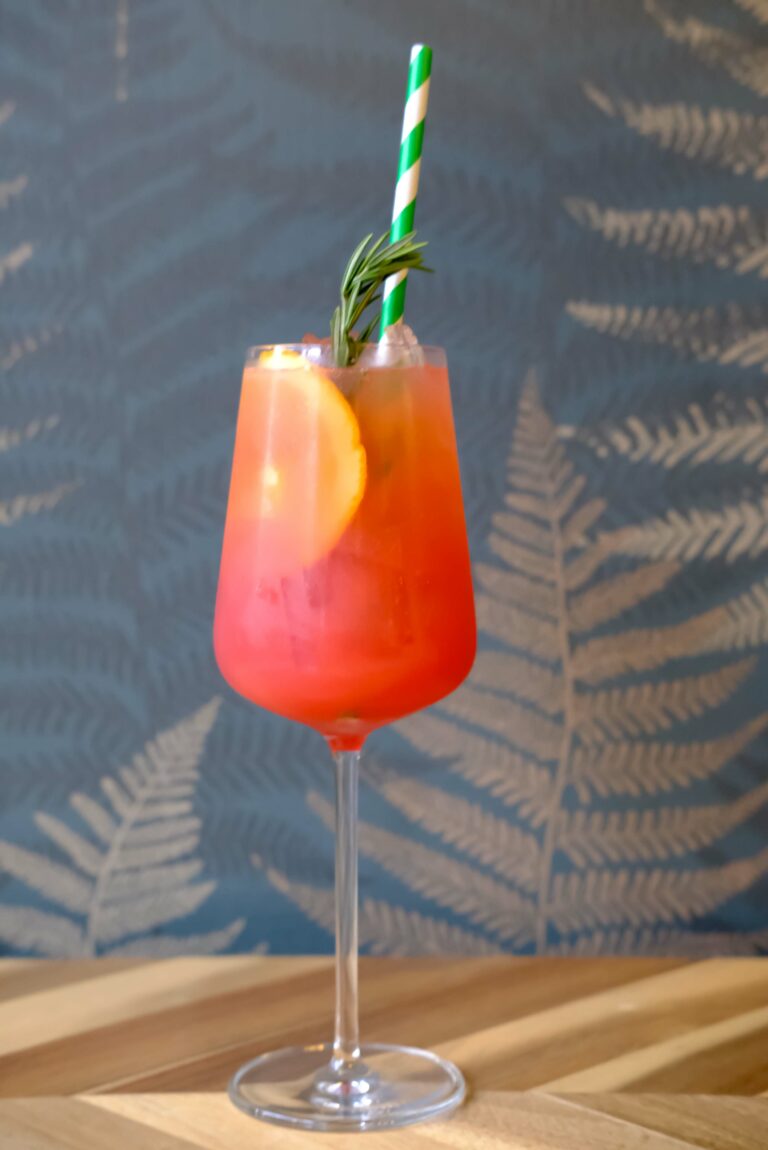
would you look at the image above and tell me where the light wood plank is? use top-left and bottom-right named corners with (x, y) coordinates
top-left (83, 1092), bottom-right (768, 1149)
top-left (100, 956), bottom-right (668, 1095)
top-left (0, 955), bottom-right (325, 1059)
top-left (0, 960), bottom-right (142, 1005)
top-left (423, 1092), bottom-right (706, 1149)
top-left (542, 1005), bottom-right (768, 1093)
top-left (569, 1094), bottom-right (768, 1150)
top-left (0, 956), bottom-right (763, 1108)
top-left (0, 960), bottom-right (335, 1097)
top-left (435, 959), bottom-right (768, 1091)
top-left (0, 1099), bottom-right (202, 1150)
top-left (0, 958), bottom-right (670, 1097)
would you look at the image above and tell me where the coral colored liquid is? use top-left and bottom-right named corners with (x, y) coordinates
top-left (214, 352), bottom-right (476, 750)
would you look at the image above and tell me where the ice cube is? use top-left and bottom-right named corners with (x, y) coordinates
top-left (364, 322), bottom-right (425, 367)
top-left (381, 322), bottom-right (420, 348)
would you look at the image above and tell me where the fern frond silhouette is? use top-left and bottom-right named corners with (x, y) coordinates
top-left (699, 577), bottom-right (768, 652)
top-left (395, 380), bottom-right (768, 951)
top-left (601, 494), bottom-right (768, 562)
top-left (572, 596), bottom-right (768, 680)
top-left (0, 700), bottom-right (245, 956)
top-left (551, 849), bottom-right (768, 932)
top-left (367, 772), bottom-right (540, 892)
top-left (308, 792), bottom-right (535, 945)
top-left (556, 924), bottom-right (768, 955)
top-left (569, 716), bottom-right (768, 800)
top-left (568, 560), bottom-right (679, 631)
top-left (562, 400), bottom-right (768, 471)
top-left (567, 302), bottom-right (768, 372)
top-left (560, 780), bottom-right (768, 865)
top-left (261, 863), bottom-right (501, 956)
top-left (442, 684), bottom-right (561, 760)
top-left (0, 482), bottom-right (80, 528)
top-left (583, 84), bottom-right (768, 179)
top-left (108, 922), bottom-right (248, 957)
top-left (645, 0), bottom-right (768, 98)
top-left (0, 415), bottom-right (59, 455)
top-left (569, 0), bottom-right (768, 512)
top-left (564, 199), bottom-right (768, 277)
top-left (472, 651), bottom-right (562, 715)
top-left (574, 658), bottom-right (756, 743)
top-left (397, 711), bottom-right (552, 824)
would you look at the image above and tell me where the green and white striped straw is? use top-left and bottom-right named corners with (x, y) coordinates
top-left (380, 43), bottom-right (432, 335)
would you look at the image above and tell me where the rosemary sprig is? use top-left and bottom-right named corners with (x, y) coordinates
top-left (330, 231), bottom-right (430, 367)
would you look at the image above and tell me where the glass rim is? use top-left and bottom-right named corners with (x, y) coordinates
top-left (244, 342), bottom-right (446, 366)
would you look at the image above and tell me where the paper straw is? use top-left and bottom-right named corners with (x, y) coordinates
top-left (380, 44), bottom-right (432, 335)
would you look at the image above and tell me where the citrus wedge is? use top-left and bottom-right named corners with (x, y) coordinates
top-left (229, 349), bottom-right (366, 573)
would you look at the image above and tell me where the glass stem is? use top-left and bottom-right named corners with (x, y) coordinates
top-left (332, 749), bottom-right (361, 1069)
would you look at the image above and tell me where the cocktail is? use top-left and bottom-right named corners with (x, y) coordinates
top-left (214, 338), bottom-right (475, 1130)
top-left (215, 343), bottom-right (475, 751)
top-left (213, 44), bottom-right (477, 1132)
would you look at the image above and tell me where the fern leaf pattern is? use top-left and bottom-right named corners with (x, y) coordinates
top-left (645, 0), bottom-right (768, 98)
top-left (0, 2), bottom-right (293, 956)
top-left (107, 922), bottom-right (251, 958)
top-left (584, 85), bottom-right (768, 179)
top-left (574, 658), bottom-right (756, 743)
top-left (307, 793), bottom-right (536, 945)
top-left (0, 482), bottom-right (79, 527)
top-left (0, 908), bottom-right (86, 958)
top-left (569, 718), bottom-right (768, 806)
top-left (551, 850), bottom-right (768, 932)
top-left (3, 0), bottom-right (768, 958)
top-left (565, 200), bottom-right (768, 277)
top-left (572, 584), bottom-right (768, 680)
top-left (567, 302), bottom-right (768, 372)
top-left (261, 865), bottom-right (502, 957)
top-left (700, 578), bottom-right (768, 651)
top-left (559, 780), bottom-right (768, 865)
top-left (556, 925), bottom-right (768, 956)
top-left (601, 494), bottom-right (768, 562)
top-left (366, 772), bottom-right (540, 892)
top-left (396, 712), bottom-right (553, 824)
top-left (396, 379), bottom-right (768, 952)
top-left (568, 560), bottom-right (679, 631)
top-left (556, 21), bottom-right (768, 959)
top-left (0, 702), bottom-right (244, 956)
top-left (562, 400), bottom-right (768, 472)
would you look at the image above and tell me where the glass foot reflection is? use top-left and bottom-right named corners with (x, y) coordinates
top-left (229, 1041), bottom-right (466, 1132)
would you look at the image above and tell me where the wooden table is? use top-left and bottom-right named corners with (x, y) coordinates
top-left (0, 956), bottom-right (766, 1147)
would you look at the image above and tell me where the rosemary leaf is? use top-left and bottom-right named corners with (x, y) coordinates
top-left (330, 231), bottom-right (430, 366)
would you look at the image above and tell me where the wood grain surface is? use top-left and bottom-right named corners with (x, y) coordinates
top-left (0, 957), bottom-right (765, 1148)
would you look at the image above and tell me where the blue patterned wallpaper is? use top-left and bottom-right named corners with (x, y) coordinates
top-left (1, 0), bottom-right (767, 956)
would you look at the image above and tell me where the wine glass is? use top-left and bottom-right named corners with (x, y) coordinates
top-left (214, 342), bottom-right (476, 1131)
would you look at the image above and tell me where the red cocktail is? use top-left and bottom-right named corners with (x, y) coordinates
top-left (215, 344), bottom-right (476, 751)
top-left (215, 342), bottom-right (476, 1131)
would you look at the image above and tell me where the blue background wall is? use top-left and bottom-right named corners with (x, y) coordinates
top-left (1, 0), bottom-right (767, 957)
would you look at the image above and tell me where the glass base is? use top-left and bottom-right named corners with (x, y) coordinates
top-left (229, 1041), bottom-right (466, 1132)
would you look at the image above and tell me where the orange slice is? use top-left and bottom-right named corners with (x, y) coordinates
top-left (229, 349), bottom-right (366, 572)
